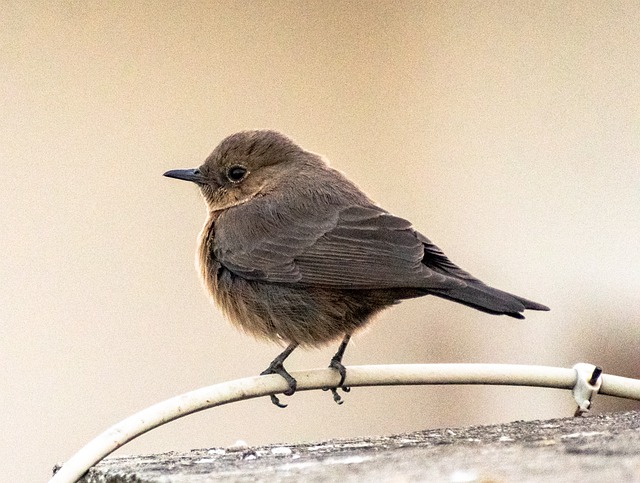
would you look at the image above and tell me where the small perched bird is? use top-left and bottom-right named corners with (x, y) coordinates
top-left (165, 130), bottom-right (549, 407)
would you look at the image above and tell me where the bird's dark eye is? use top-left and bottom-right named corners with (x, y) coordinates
top-left (227, 165), bottom-right (248, 182)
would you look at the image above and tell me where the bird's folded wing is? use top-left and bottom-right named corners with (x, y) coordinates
top-left (214, 202), bottom-right (465, 290)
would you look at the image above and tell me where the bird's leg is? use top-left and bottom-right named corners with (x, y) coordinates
top-left (330, 333), bottom-right (351, 386)
top-left (260, 342), bottom-right (299, 408)
top-left (324, 334), bottom-right (352, 405)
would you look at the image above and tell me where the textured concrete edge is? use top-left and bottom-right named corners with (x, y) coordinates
top-left (74, 410), bottom-right (640, 483)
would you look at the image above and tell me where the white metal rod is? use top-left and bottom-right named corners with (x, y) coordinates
top-left (49, 363), bottom-right (640, 483)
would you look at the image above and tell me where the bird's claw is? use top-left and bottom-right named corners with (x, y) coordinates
top-left (330, 387), bottom-right (345, 404)
top-left (322, 358), bottom-right (350, 405)
top-left (261, 361), bottom-right (297, 408)
top-left (329, 358), bottom-right (347, 387)
top-left (269, 394), bottom-right (288, 408)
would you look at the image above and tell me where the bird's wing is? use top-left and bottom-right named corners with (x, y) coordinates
top-left (213, 201), bottom-right (465, 290)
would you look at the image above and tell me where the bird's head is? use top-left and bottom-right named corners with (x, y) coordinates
top-left (164, 130), bottom-right (313, 212)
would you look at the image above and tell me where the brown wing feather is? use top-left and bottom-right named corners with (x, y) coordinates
top-left (214, 200), bottom-right (464, 290)
top-left (213, 192), bottom-right (548, 318)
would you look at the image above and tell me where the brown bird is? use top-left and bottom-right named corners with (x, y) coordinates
top-left (164, 130), bottom-right (549, 407)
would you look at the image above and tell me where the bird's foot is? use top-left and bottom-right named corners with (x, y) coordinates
top-left (260, 361), bottom-right (297, 408)
top-left (322, 358), bottom-right (351, 405)
top-left (329, 357), bottom-right (347, 387)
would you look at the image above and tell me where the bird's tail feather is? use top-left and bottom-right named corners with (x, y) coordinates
top-left (431, 282), bottom-right (549, 319)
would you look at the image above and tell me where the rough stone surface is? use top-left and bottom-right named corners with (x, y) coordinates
top-left (76, 411), bottom-right (640, 482)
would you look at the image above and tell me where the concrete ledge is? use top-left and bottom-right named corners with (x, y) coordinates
top-left (77, 411), bottom-right (640, 482)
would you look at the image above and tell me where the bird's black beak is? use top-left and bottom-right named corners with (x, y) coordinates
top-left (163, 168), bottom-right (204, 184)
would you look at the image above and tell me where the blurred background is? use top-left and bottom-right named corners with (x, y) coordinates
top-left (2, 1), bottom-right (639, 481)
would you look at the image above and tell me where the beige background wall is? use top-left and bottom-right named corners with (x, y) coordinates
top-left (2, 2), bottom-right (639, 481)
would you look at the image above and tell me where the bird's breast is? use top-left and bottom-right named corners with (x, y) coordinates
top-left (196, 213), bottom-right (271, 339)
top-left (197, 213), bottom-right (219, 300)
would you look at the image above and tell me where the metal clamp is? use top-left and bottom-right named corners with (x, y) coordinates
top-left (572, 363), bottom-right (603, 416)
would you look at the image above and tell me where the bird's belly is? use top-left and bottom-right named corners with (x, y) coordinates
top-left (208, 266), bottom-right (395, 347)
